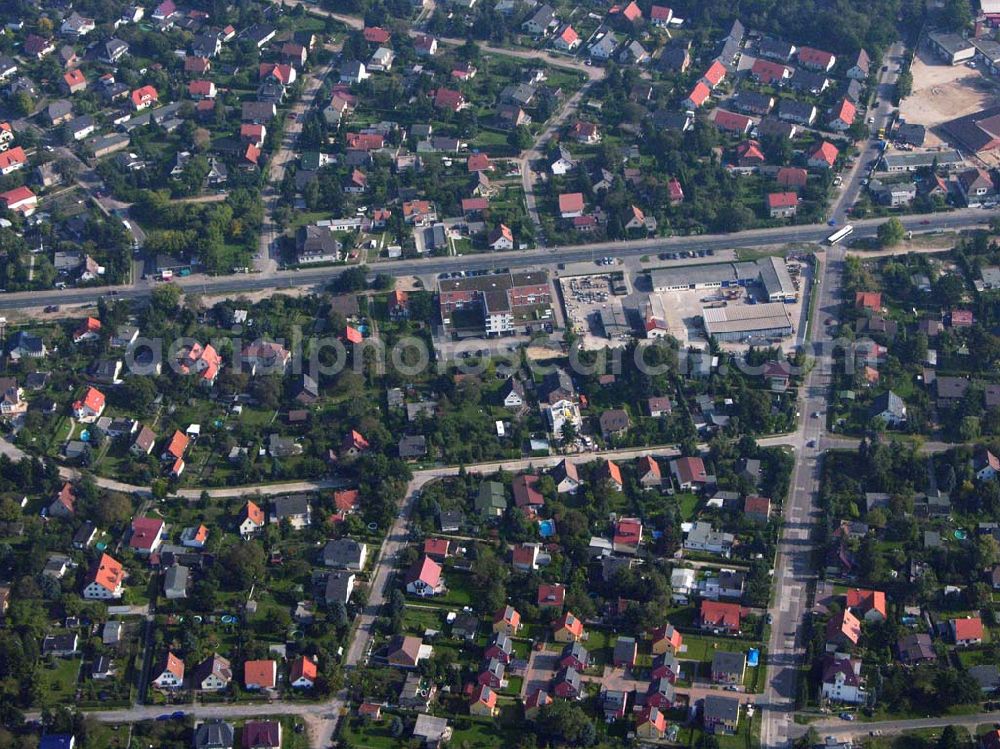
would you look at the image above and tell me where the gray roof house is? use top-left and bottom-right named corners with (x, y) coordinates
top-left (193, 719), bottom-right (234, 749)
top-left (270, 495), bottom-right (312, 528)
top-left (869, 390), bottom-right (906, 426)
top-left (322, 538), bottom-right (368, 570)
top-left (163, 564), bottom-right (189, 599)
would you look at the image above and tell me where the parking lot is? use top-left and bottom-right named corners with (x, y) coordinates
top-left (558, 271), bottom-right (632, 350)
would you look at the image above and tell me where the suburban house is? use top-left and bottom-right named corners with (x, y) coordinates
top-left (405, 556), bottom-right (444, 596)
top-left (152, 652), bottom-right (185, 689)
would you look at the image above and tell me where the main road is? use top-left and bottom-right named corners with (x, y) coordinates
top-left (0, 209), bottom-right (991, 311)
top-left (759, 239), bottom-right (849, 746)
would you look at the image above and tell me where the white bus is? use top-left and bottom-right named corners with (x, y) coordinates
top-left (826, 225), bottom-right (854, 244)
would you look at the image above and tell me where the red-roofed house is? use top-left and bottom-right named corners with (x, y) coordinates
top-left (699, 600), bottom-right (743, 633)
top-left (845, 588), bottom-right (887, 622)
top-left (614, 517), bottom-right (643, 554)
top-left (48, 482), bottom-right (76, 518)
top-left (434, 88), bottom-right (465, 113)
top-left (161, 430), bottom-right (189, 462)
top-left (341, 429), bottom-right (369, 455)
top-left (462, 197), bottom-right (489, 216)
top-left (468, 153), bottom-right (492, 172)
top-left (637, 707), bottom-right (668, 740)
top-left (512, 474), bottom-right (545, 513)
top-left (597, 459), bottom-right (624, 490)
top-left (808, 141), bottom-right (839, 168)
top-left (553, 611), bottom-right (585, 642)
top-left (671, 456), bottom-right (707, 489)
top-left (650, 623), bottom-right (683, 655)
top-left (744, 495), bottom-right (772, 523)
top-left (571, 121), bottom-right (600, 143)
top-left (0, 186), bottom-right (38, 216)
top-left (714, 110), bottom-right (753, 134)
top-left (558, 192), bottom-right (585, 218)
top-left (776, 167), bottom-right (808, 189)
top-left (63, 69), bottom-right (87, 94)
top-left (152, 652), bottom-right (184, 689)
top-left (363, 27), bottom-right (390, 44)
top-left (798, 46), bottom-right (837, 71)
top-left (72, 386), bottom-right (105, 422)
top-left (951, 309), bottom-right (974, 327)
top-left (188, 80), bottom-right (216, 99)
top-left (829, 98), bottom-right (856, 131)
top-left (289, 655), bottom-right (317, 688)
top-left (73, 316), bottom-right (102, 343)
top-left (423, 538), bottom-right (450, 561)
top-left (855, 291), bottom-right (882, 311)
top-left (684, 81), bottom-right (711, 109)
top-left (259, 63), bottom-right (296, 86)
top-left (244, 659), bottom-right (277, 690)
top-left (767, 191), bottom-right (799, 218)
top-left (129, 516), bottom-right (165, 554)
top-left (241, 123), bottom-right (266, 147)
top-left (131, 85), bottom-right (158, 111)
top-left (488, 223), bottom-right (514, 251)
top-left (493, 605), bottom-right (521, 634)
top-left (405, 556), bottom-right (444, 597)
top-left (554, 25), bottom-right (580, 51)
top-left (243, 721), bottom-right (282, 748)
top-left (826, 609), bottom-right (862, 649)
top-left (615, 1), bottom-right (643, 22)
top-left (83, 553), bottom-right (125, 599)
top-left (468, 683), bottom-right (497, 717)
top-left (668, 178), bottom-right (684, 204)
top-left (702, 60), bottom-right (727, 88)
top-left (185, 56), bottom-right (210, 75)
top-left (650, 5), bottom-right (673, 26)
top-left (735, 139), bottom-right (765, 167)
top-left (637, 456), bottom-right (662, 488)
top-left (0, 146), bottom-right (26, 175)
top-left (751, 59), bottom-right (791, 85)
top-left (950, 617), bottom-right (984, 646)
top-left (538, 583), bottom-right (566, 608)
top-left (177, 342), bottom-right (221, 385)
top-left (346, 132), bottom-right (384, 151)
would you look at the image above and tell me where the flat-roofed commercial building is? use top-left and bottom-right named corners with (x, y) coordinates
top-left (703, 302), bottom-right (793, 341)
top-left (651, 258), bottom-right (796, 300)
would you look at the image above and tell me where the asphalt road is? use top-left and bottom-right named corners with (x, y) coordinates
top-left (0, 209), bottom-right (992, 311)
top-left (811, 712), bottom-right (1000, 739)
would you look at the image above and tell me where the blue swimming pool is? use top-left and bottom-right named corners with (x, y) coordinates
top-left (80, 430), bottom-right (90, 442)
top-left (539, 519), bottom-right (556, 537)
top-left (747, 648), bottom-right (760, 667)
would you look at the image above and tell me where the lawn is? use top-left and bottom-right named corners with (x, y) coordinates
top-left (401, 606), bottom-right (446, 635)
top-left (677, 492), bottom-right (701, 521)
top-left (680, 634), bottom-right (759, 663)
top-left (37, 657), bottom-right (81, 708)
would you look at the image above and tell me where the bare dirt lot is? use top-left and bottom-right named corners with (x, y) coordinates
top-left (900, 47), bottom-right (998, 146)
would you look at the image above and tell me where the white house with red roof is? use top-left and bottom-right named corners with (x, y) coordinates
top-left (828, 98), bottom-right (856, 131)
top-left (808, 141), bottom-right (839, 168)
top-left (129, 516), bottom-right (165, 555)
top-left (0, 186), bottom-right (37, 216)
top-left (72, 386), bottom-right (106, 422)
top-left (613, 517), bottom-right (643, 555)
top-left (553, 24), bottom-right (580, 50)
top-left (83, 553), bottom-right (125, 599)
top-left (670, 456), bottom-right (708, 489)
top-left (0, 146), bottom-right (26, 176)
top-left (152, 652), bottom-right (185, 689)
top-left (405, 555), bottom-right (444, 596)
top-left (130, 85), bottom-right (158, 111)
top-left (797, 46), bottom-right (837, 71)
top-left (767, 191), bottom-right (799, 218)
top-left (650, 5), bottom-right (673, 26)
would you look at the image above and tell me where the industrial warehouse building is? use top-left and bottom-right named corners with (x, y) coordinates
top-left (702, 303), bottom-right (794, 341)
top-left (650, 257), bottom-right (797, 301)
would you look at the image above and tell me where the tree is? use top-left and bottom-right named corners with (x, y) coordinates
top-left (895, 69), bottom-right (913, 100)
top-left (508, 125), bottom-right (532, 151)
top-left (150, 283), bottom-right (182, 315)
top-left (877, 217), bottom-right (905, 247)
top-left (942, 0), bottom-right (972, 31)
